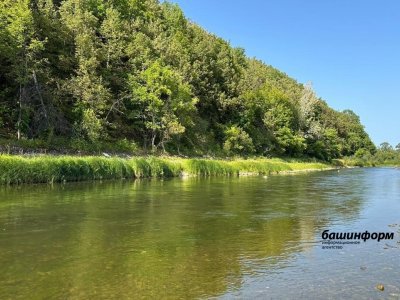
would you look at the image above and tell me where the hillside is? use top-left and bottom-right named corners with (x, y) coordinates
top-left (0, 0), bottom-right (375, 160)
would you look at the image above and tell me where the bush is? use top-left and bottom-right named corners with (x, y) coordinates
top-left (223, 126), bottom-right (254, 155)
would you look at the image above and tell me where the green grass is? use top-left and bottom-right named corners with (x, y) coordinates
top-left (230, 158), bottom-right (329, 175)
top-left (0, 155), bottom-right (335, 185)
top-left (183, 159), bottom-right (237, 176)
top-left (0, 155), bottom-right (134, 184)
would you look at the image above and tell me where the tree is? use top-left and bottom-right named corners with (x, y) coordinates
top-left (299, 82), bottom-right (319, 135)
top-left (261, 85), bottom-right (303, 155)
top-left (307, 128), bottom-right (341, 161)
top-left (223, 126), bottom-right (254, 155)
top-left (380, 142), bottom-right (393, 151)
top-left (0, 0), bottom-right (48, 139)
top-left (60, 0), bottom-right (111, 141)
top-left (129, 61), bottom-right (197, 152)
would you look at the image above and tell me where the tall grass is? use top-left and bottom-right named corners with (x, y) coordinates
top-left (183, 159), bottom-right (238, 176)
top-left (0, 155), bottom-right (134, 184)
top-left (0, 155), bottom-right (334, 185)
top-left (131, 157), bottom-right (182, 178)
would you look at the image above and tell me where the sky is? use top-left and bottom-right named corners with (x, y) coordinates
top-left (169, 0), bottom-right (400, 147)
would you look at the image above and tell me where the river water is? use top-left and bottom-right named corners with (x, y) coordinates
top-left (0, 168), bottom-right (399, 299)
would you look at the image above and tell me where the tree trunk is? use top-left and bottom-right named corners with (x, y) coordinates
top-left (17, 85), bottom-right (22, 140)
top-left (161, 140), bottom-right (165, 153)
top-left (151, 114), bottom-right (157, 152)
top-left (159, 132), bottom-right (166, 153)
top-left (151, 133), bottom-right (157, 152)
top-left (32, 70), bottom-right (49, 126)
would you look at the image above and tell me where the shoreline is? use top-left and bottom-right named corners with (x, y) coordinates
top-left (0, 154), bottom-right (337, 185)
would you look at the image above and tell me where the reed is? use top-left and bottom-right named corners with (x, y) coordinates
top-left (183, 159), bottom-right (237, 176)
top-left (0, 155), bottom-right (133, 184)
top-left (0, 155), bottom-right (333, 184)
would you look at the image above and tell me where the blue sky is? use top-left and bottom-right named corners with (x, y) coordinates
top-left (170, 0), bottom-right (400, 147)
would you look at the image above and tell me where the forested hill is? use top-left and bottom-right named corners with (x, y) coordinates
top-left (0, 0), bottom-right (375, 159)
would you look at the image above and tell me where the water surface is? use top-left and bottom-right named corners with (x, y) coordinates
top-left (0, 168), bottom-right (399, 299)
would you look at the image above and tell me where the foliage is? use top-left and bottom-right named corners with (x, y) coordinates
top-left (0, 0), bottom-right (374, 159)
top-left (344, 141), bottom-right (400, 166)
top-left (129, 61), bottom-right (197, 151)
top-left (223, 126), bottom-right (254, 155)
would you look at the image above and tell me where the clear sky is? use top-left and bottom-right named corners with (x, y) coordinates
top-left (169, 0), bottom-right (400, 147)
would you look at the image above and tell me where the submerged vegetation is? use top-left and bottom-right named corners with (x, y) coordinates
top-left (0, 155), bottom-right (331, 185)
top-left (0, 0), bottom-right (374, 160)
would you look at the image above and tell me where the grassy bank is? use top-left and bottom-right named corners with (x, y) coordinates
top-left (0, 155), bottom-right (334, 185)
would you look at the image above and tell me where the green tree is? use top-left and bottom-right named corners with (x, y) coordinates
top-left (60, 0), bottom-right (111, 141)
top-left (223, 126), bottom-right (254, 155)
top-left (380, 142), bottom-right (392, 151)
top-left (129, 61), bottom-right (198, 152)
top-left (299, 83), bottom-right (319, 134)
top-left (0, 0), bottom-right (48, 139)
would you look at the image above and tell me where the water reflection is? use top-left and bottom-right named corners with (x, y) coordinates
top-left (0, 169), bottom-right (398, 299)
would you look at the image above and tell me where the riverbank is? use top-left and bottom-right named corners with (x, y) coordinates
top-left (0, 155), bottom-right (337, 185)
top-left (339, 157), bottom-right (400, 168)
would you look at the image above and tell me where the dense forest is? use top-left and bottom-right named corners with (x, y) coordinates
top-left (0, 0), bottom-right (375, 160)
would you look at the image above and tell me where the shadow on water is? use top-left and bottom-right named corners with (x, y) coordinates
top-left (0, 169), bottom-right (398, 299)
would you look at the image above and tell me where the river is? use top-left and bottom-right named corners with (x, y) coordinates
top-left (0, 168), bottom-right (399, 299)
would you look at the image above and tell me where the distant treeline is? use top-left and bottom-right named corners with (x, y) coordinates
top-left (0, 0), bottom-right (375, 160)
top-left (344, 142), bottom-right (400, 166)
